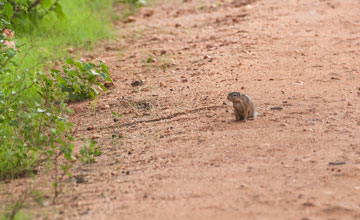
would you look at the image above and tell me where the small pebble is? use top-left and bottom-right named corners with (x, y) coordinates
top-left (143, 10), bottom-right (154, 17)
top-left (100, 104), bottom-right (110, 110)
top-left (91, 134), bottom-right (101, 139)
top-left (160, 82), bottom-right (167, 88)
top-left (131, 80), bottom-right (144, 87)
top-left (328, 161), bottom-right (346, 166)
top-left (271, 106), bottom-right (283, 110)
top-left (280, 123), bottom-right (289, 127)
top-left (125, 16), bottom-right (136, 23)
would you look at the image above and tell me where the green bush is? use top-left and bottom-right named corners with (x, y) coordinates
top-left (0, 53), bottom-right (112, 179)
top-left (0, 55), bottom-right (74, 179)
top-left (52, 58), bottom-right (112, 102)
top-left (0, 1), bottom-right (118, 217)
top-left (80, 140), bottom-right (102, 164)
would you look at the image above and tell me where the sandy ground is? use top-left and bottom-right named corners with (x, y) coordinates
top-left (3, 0), bottom-right (360, 219)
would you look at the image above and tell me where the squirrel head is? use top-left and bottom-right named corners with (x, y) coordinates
top-left (227, 92), bottom-right (241, 102)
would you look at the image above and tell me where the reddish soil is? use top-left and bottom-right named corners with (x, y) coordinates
top-left (3, 0), bottom-right (360, 219)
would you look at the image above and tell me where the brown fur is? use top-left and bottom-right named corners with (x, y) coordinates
top-left (227, 92), bottom-right (255, 122)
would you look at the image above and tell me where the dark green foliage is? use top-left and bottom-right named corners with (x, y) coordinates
top-left (0, 0), bottom-right (65, 32)
top-left (0, 35), bottom-right (111, 180)
top-left (0, 0), bottom-right (115, 216)
top-left (52, 58), bottom-right (112, 102)
top-left (80, 140), bottom-right (102, 164)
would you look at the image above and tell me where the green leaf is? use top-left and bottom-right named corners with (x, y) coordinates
top-left (98, 84), bottom-right (106, 92)
top-left (99, 72), bottom-right (106, 79)
top-left (90, 69), bottom-right (100, 76)
top-left (40, 0), bottom-right (53, 9)
top-left (111, 112), bottom-right (122, 117)
top-left (50, 69), bottom-right (60, 73)
top-left (5, 48), bottom-right (16, 57)
top-left (36, 108), bottom-right (46, 113)
top-left (65, 58), bottom-right (74, 65)
top-left (53, 3), bottom-right (65, 19)
top-left (3, 3), bottom-right (14, 20)
top-left (50, 128), bottom-right (57, 134)
top-left (85, 63), bottom-right (95, 70)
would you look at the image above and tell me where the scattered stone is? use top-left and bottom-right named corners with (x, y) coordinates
top-left (67, 48), bottom-right (74, 53)
top-left (75, 176), bottom-right (86, 184)
top-left (295, 80), bottom-right (304, 85)
top-left (105, 45), bottom-right (117, 51)
top-left (100, 104), bottom-right (110, 110)
top-left (87, 126), bottom-right (95, 131)
top-left (175, 23), bottom-right (181, 28)
top-left (141, 87), bottom-right (150, 92)
top-left (143, 9), bottom-right (154, 17)
top-left (125, 16), bottom-right (136, 23)
top-left (270, 106), bottom-right (283, 110)
top-left (241, 86), bottom-right (245, 89)
top-left (160, 82), bottom-right (167, 88)
top-left (131, 80), bottom-right (144, 87)
top-left (91, 134), bottom-right (101, 140)
top-left (104, 82), bottom-right (114, 88)
top-left (330, 77), bottom-right (341, 80)
top-left (329, 161), bottom-right (346, 166)
top-left (206, 44), bottom-right (214, 49)
top-left (203, 55), bottom-right (213, 62)
top-left (280, 122), bottom-right (289, 127)
top-left (312, 65), bottom-right (323, 68)
top-left (302, 202), bottom-right (315, 207)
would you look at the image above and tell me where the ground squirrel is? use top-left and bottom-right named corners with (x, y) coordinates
top-left (227, 92), bottom-right (257, 122)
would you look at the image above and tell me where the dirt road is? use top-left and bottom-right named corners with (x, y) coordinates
top-left (24, 0), bottom-right (360, 219)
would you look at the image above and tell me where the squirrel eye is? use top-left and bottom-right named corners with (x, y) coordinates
top-left (232, 93), bottom-right (237, 96)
